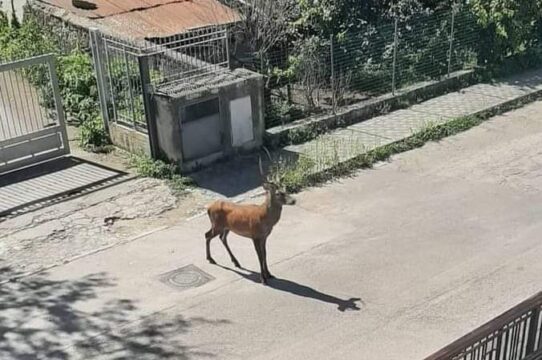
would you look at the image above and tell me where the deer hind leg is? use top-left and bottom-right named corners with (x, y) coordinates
top-left (220, 230), bottom-right (241, 268)
top-left (252, 238), bottom-right (268, 285)
top-left (260, 237), bottom-right (274, 280)
top-left (205, 228), bottom-right (220, 264)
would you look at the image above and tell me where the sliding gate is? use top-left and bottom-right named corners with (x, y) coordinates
top-left (0, 54), bottom-right (69, 175)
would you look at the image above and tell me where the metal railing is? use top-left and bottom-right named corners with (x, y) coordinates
top-left (90, 26), bottom-right (231, 134)
top-left (426, 292), bottom-right (542, 360)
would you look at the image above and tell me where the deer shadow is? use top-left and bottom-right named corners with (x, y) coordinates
top-left (217, 265), bottom-right (363, 312)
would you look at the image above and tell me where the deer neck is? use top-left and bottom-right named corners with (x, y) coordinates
top-left (263, 193), bottom-right (283, 226)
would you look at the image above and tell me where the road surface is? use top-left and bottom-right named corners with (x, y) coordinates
top-left (2, 101), bottom-right (542, 359)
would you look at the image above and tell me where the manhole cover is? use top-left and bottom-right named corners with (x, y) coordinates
top-left (159, 264), bottom-right (214, 291)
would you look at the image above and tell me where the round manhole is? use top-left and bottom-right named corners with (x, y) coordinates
top-left (167, 270), bottom-right (203, 288)
top-left (159, 264), bottom-right (214, 290)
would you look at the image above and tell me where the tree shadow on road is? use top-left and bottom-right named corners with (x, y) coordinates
top-left (0, 266), bottom-right (229, 359)
top-left (217, 265), bottom-right (363, 312)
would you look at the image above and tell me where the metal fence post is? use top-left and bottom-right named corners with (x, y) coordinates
top-left (447, 6), bottom-right (457, 78)
top-left (392, 17), bottom-right (399, 95)
top-left (89, 28), bottom-right (110, 132)
top-left (330, 34), bottom-right (336, 113)
top-left (526, 307), bottom-right (541, 354)
top-left (138, 55), bottom-right (160, 159)
top-left (225, 28), bottom-right (231, 69)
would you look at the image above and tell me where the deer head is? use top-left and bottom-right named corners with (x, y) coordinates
top-left (259, 147), bottom-right (296, 206)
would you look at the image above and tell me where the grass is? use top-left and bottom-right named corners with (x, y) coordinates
top-left (272, 85), bottom-right (542, 194)
top-left (128, 154), bottom-right (194, 195)
top-left (270, 115), bottom-right (486, 193)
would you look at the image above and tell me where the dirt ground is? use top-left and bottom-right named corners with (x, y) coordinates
top-left (0, 125), bottom-right (216, 279)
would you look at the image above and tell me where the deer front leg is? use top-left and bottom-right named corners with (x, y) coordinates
top-left (260, 238), bottom-right (274, 280)
top-left (205, 229), bottom-right (218, 264)
top-left (252, 238), bottom-right (267, 285)
top-left (220, 230), bottom-right (241, 268)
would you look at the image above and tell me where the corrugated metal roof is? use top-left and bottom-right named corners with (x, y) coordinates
top-left (38, 0), bottom-right (240, 39)
top-left (96, 0), bottom-right (239, 38)
top-left (40, 0), bottom-right (176, 19)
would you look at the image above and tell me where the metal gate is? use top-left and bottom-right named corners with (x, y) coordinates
top-left (0, 54), bottom-right (69, 174)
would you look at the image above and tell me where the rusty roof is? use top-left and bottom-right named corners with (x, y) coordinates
top-left (38, 0), bottom-right (240, 39)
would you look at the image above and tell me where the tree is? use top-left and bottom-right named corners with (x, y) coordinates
top-left (470, 0), bottom-right (542, 63)
top-left (228, 0), bottom-right (298, 67)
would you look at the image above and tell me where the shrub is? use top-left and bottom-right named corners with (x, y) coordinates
top-left (80, 116), bottom-right (109, 150)
top-left (128, 154), bottom-right (194, 194)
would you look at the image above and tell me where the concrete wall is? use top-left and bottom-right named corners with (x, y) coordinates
top-left (152, 69), bottom-right (264, 172)
top-left (109, 123), bottom-right (151, 156)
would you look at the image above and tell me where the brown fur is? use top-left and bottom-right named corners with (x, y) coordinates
top-left (205, 183), bottom-right (295, 284)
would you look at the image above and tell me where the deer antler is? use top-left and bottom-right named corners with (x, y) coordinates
top-left (259, 155), bottom-right (265, 178)
top-left (258, 146), bottom-right (274, 183)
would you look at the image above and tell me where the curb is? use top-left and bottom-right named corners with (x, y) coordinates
top-left (288, 87), bottom-right (542, 192)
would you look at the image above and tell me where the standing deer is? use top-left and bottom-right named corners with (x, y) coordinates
top-left (205, 150), bottom-right (295, 285)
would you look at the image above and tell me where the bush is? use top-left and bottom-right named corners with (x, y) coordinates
top-left (80, 116), bottom-right (109, 150)
top-left (128, 154), bottom-right (194, 194)
top-left (58, 51), bottom-right (99, 123)
top-left (470, 0), bottom-right (542, 64)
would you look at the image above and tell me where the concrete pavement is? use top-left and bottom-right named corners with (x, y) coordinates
top-left (2, 101), bottom-right (542, 359)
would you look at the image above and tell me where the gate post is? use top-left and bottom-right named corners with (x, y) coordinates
top-left (47, 55), bottom-right (70, 154)
top-left (89, 28), bottom-right (110, 132)
top-left (137, 55), bottom-right (160, 159)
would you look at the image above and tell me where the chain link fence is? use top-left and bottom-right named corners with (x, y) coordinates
top-left (261, 6), bottom-right (480, 129)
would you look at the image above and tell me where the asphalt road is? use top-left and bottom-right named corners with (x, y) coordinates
top-left (2, 101), bottom-right (542, 359)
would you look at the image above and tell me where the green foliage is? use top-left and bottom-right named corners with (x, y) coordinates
top-left (265, 96), bottom-right (305, 128)
top-left (0, 14), bottom-right (108, 148)
top-left (80, 116), bottom-right (109, 150)
top-left (128, 154), bottom-right (193, 194)
top-left (270, 115), bottom-right (485, 193)
top-left (470, 0), bottom-right (542, 63)
top-left (268, 155), bottom-right (316, 193)
top-left (58, 51), bottom-right (99, 123)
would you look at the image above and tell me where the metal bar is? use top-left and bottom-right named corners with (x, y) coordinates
top-left (392, 17), bottom-right (399, 95)
top-left (123, 49), bottom-right (137, 129)
top-left (27, 65), bottom-right (45, 132)
top-left (6, 71), bottom-right (23, 137)
top-left (0, 126), bottom-right (63, 148)
top-left (330, 34), bottom-right (336, 113)
top-left (47, 56), bottom-right (70, 154)
top-left (447, 5), bottom-right (456, 77)
top-left (89, 28), bottom-right (110, 131)
top-left (0, 71), bottom-right (12, 139)
top-left (527, 308), bottom-right (541, 354)
top-left (15, 70), bottom-right (34, 134)
top-left (137, 55), bottom-right (159, 158)
top-left (0, 54), bottom-right (54, 72)
top-left (103, 42), bottom-right (118, 124)
top-left (225, 28), bottom-right (231, 69)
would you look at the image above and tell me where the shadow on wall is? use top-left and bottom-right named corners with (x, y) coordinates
top-left (0, 267), bottom-right (230, 359)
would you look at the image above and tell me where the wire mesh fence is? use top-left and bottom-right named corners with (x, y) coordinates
top-left (260, 6), bottom-right (481, 129)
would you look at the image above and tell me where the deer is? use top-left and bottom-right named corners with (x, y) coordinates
top-left (204, 149), bottom-right (295, 285)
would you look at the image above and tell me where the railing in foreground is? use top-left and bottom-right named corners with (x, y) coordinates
top-left (426, 292), bottom-right (542, 360)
